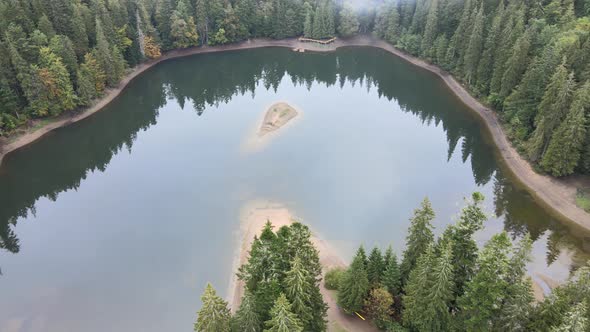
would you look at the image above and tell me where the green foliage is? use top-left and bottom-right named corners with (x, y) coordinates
top-left (337, 4), bottom-right (359, 37)
top-left (95, 19), bottom-right (125, 87)
top-left (264, 294), bottom-right (303, 332)
top-left (170, 0), bottom-right (199, 49)
top-left (284, 255), bottom-right (314, 330)
top-left (232, 290), bottom-right (261, 332)
top-left (400, 198), bottom-right (435, 285)
top-left (463, 5), bottom-right (484, 85)
top-left (337, 247), bottom-right (369, 313)
top-left (32, 47), bottom-right (76, 117)
top-left (402, 245), bottom-right (435, 330)
top-left (458, 232), bottom-right (513, 330)
top-left (531, 262), bottom-right (590, 330)
top-left (237, 222), bottom-right (326, 331)
top-left (504, 46), bottom-right (562, 138)
top-left (382, 247), bottom-right (401, 296)
top-left (324, 267), bottom-right (344, 290)
top-left (367, 247), bottom-right (385, 285)
top-left (303, 3), bottom-right (314, 38)
top-left (551, 301), bottom-right (588, 331)
top-left (210, 28), bottom-right (229, 46)
top-left (364, 286), bottom-right (394, 329)
top-left (201, 193), bottom-right (588, 331)
top-left (527, 62), bottom-right (576, 162)
top-left (397, 33), bottom-right (422, 56)
top-left (500, 28), bottom-right (533, 99)
top-left (195, 284), bottom-right (231, 332)
top-left (541, 81), bottom-right (590, 175)
top-left (49, 35), bottom-right (78, 84)
top-left (576, 188), bottom-right (590, 212)
top-left (421, 0), bottom-right (439, 57)
top-left (440, 192), bottom-right (486, 300)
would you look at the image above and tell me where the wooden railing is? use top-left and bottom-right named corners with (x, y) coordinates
top-left (298, 37), bottom-right (337, 44)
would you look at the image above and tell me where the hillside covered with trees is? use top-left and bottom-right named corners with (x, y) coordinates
top-left (373, 0), bottom-right (590, 176)
top-left (1, 0), bottom-right (590, 176)
top-left (195, 193), bottom-right (590, 331)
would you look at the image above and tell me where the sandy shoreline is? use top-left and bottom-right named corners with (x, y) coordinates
top-left (1, 36), bottom-right (589, 232)
top-left (229, 200), bottom-right (378, 332)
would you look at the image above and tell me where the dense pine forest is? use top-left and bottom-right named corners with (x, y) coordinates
top-left (196, 194), bottom-right (590, 331)
top-left (0, 0), bottom-right (589, 175)
top-left (372, 0), bottom-right (590, 176)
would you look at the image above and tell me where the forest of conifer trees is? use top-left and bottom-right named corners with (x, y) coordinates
top-left (1, 0), bottom-right (589, 176)
top-left (373, 0), bottom-right (590, 176)
top-left (196, 194), bottom-right (590, 331)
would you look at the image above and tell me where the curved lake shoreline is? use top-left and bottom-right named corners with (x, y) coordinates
top-left (1, 35), bottom-right (589, 233)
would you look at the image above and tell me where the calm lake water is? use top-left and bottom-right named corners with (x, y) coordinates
top-left (1, 47), bottom-right (589, 331)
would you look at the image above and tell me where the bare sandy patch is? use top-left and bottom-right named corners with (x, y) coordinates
top-left (240, 102), bottom-right (303, 154)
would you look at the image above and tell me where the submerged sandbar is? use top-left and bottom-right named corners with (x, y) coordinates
top-left (258, 102), bottom-right (299, 137)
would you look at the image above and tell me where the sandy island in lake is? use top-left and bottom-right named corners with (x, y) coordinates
top-left (228, 200), bottom-right (379, 332)
top-left (241, 102), bottom-right (302, 153)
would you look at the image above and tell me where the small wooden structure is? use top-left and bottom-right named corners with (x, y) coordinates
top-left (298, 37), bottom-right (337, 44)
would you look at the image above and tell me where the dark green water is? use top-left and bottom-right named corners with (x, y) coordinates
top-left (1, 47), bottom-right (588, 331)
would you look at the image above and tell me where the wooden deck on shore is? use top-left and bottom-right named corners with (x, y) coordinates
top-left (298, 37), bottom-right (337, 44)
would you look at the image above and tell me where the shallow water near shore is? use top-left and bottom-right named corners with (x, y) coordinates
top-left (1, 47), bottom-right (589, 331)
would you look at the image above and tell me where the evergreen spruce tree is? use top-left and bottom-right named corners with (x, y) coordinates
top-left (37, 14), bottom-right (56, 39)
top-left (312, 5), bottom-right (324, 39)
top-left (373, 3), bottom-right (391, 38)
top-left (433, 34), bottom-right (448, 66)
top-left (400, 198), bottom-right (435, 284)
top-left (367, 247), bottom-right (385, 285)
top-left (458, 232), bottom-right (513, 331)
top-left (49, 35), bottom-right (78, 84)
top-left (532, 262), bottom-right (590, 330)
top-left (355, 245), bottom-right (368, 269)
top-left (504, 45), bottom-right (561, 137)
top-left (541, 82), bottom-right (590, 176)
top-left (527, 62), bottom-right (576, 162)
top-left (337, 248), bottom-right (369, 313)
top-left (195, 283), bottom-right (231, 332)
top-left (463, 4), bottom-right (484, 85)
top-left (382, 247), bottom-right (401, 295)
top-left (424, 243), bottom-right (454, 332)
top-left (444, 0), bottom-right (473, 71)
top-left (475, 0), bottom-right (505, 95)
top-left (95, 19), bottom-right (124, 87)
top-left (402, 245), bottom-right (435, 330)
top-left (489, 8), bottom-right (524, 98)
top-left (232, 290), bottom-right (261, 332)
top-left (324, 2), bottom-right (335, 37)
top-left (284, 255), bottom-right (313, 330)
top-left (441, 192), bottom-right (486, 300)
top-left (550, 301), bottom-right (588, 332)
top-left (409, 0), bottom-right (428, 35)
top-left (337, 4), bottom-right (359, 37)
top-left (155, 0), bottom-right (175, 49)
top-left (499, 28), bottom-right (533, 99)
top-left (384, 6), bottom-right (401, 44)
top-left (303, 3), bottom-right (314, 38)
top-left (495, 235), bottom-right (534, 331)
top-left (170, 0), bottom-right (199, 49)
top-left (420, 0), bottom-right (439, 57)
top-left (69, 3), bottom-right (89, 57)
top-left (264, 294), bottom-right (303, 332)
